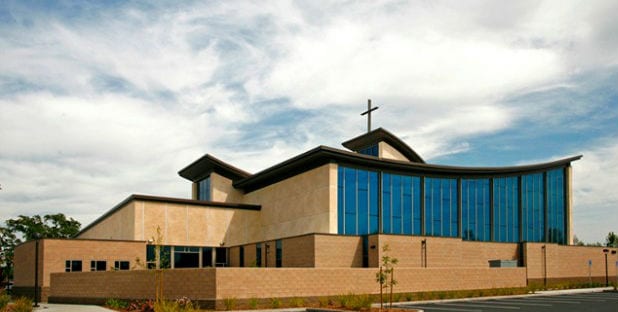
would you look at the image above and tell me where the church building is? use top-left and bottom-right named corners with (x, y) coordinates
top-left (13, 119), bottom-right (617, 305)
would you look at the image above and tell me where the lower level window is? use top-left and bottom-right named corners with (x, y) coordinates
top-left (65, 260), bottom-right (82, 272)
top-left (114, 261), bottom-right (130, 270)
top-left (90, 260), bottom-right (106, 271)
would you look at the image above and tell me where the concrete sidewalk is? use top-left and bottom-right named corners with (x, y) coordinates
top-left (34, 303), bottom-right (114, 312)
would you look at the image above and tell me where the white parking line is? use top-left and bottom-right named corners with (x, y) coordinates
top-left (439, 303), bottom-right (520, 310)
top-left (488, 299), bottom-right (553, 307)
top-left (521, 297), bottom-right (582, 304)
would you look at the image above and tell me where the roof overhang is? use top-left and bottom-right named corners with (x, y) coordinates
top-left (178, 154), bottom-right (251, 182)
top-left (342, 128), bottom-right (425, 163)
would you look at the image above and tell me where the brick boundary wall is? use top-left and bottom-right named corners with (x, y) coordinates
top-left (49, 267), bottom-right (526, 307)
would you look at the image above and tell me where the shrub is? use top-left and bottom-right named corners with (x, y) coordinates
top-left (222, 297), bottom-right (236, 311)
top-left (105, 298), bottom-right (128, 310)
top-left (0, 292), bottom-right (10, 310)
top-left (336, 294), bottom-right (353, 308)
top-left (350, 294), bottom-right (373, 310)
top-left (127, 299), bottom-right (154, 312)
top-left (318, 296), bottom-right (330, 307)
top-left (153, 300), bottom-right (179, 312)
top-left (270, 297), bottom-right (281, 309)
top-left (248, 297), bottom-right (259, 309)
top-left (288, 297), bottom-right (305, 307)
top-left (11, 297), bottom-right (33, 312)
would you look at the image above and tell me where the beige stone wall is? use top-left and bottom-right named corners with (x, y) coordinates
top-left (314, 235), bottom-right (363, 267)
top-left (374, 235), bottom-right (519, 268)
top-left (242, 164), bottom-right (337, 242)
top-left (13, 238), bottom-right (145, 302)
top-left (524, 243), bottom-right (617, 282)
top-left (281, 235), bottom-right (315, 267)
top-left (96, 199), bottom-right (259, 247)
top-left (78, 202), bottom-right (136, 240)
top-left (210, 173), bottom-right (244, 203)
top-left (48, 267), bottom-right (526, 303)
top-left (13, 240), bottom-right (40, 287)
top-left (49, 269), bottom-right (216, 301)
top-left (379, 141), bottom-right (409, 162)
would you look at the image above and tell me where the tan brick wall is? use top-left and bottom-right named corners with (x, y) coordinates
top-left (79, 202), bottom-right (136, 240)
top-left (48, 267), bottom-right (526, 303)
top-left (49, 269), bottom-right (216, 301)
top-left (374, 235), bottom-right (518, 268)
top-left (525, 243), bottom-right (617, 282)
top-left (13, 240), bottom-right (40, 288)
top-left (315, 235), bottom-right (363, 267)
top-left (281, 235), bottom-right (315, 267)
top-left (242, 164), bottom-right (335, 241)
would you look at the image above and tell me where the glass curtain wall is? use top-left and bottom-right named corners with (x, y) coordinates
top-left (337, 167), bottom-right (379, 235)
top-left (424, 177), bottom-right (458, 237)
top-left (493, 177), bottom-right (519, 242)
top-left (461, 179), bottom-right (490, 241)
top-left (522, 173), bottom-right (544, 242)
top-left (337, 165), bottom-right (567, 244)
top-left (382, 173), bottom-right (421, 235)
top-left (546, 169), bottom-right (565, 244)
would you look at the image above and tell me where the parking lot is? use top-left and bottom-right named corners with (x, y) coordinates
top-left (398, 291), bottom-right (618, 312)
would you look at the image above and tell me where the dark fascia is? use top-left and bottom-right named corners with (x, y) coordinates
top-left (341, 127), bottom-right (425, 163)
top-left (178, 154), bottom-right (251, 182)
top-left (234, 145), bottom-right (582, 193)
top-left (77, 194), bottom-right (261, 237)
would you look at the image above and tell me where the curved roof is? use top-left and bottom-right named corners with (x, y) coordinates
top-left (233, 145), bottom-right (582, 193)
top-left (342, 128), bottom-right (425, 163)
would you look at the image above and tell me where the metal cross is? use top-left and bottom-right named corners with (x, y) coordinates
top-left (360, 99), bottom-right (379, 133)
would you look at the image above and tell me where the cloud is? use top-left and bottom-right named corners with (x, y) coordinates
top-left (572, 138), bottom-right (618, 244)
top-left (0, 0), bottom-right (617, 240)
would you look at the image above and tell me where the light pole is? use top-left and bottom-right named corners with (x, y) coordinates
top-left (602, 249), bottom-right (609, 287)
top-left (33, 232), bottom-right (42, 308)
top-left (612, 250), bottom-right (618, 290)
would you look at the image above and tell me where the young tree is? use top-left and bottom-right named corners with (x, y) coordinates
top-left (376, 244), bottom-right (398, 311)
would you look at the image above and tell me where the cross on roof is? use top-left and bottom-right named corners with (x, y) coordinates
top-left (360, 99), bottom-right (379, 133)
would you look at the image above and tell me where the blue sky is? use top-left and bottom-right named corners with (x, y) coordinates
top-left (0, 1), bottom-right (616, 244)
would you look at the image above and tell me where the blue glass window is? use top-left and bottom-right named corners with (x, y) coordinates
top-left (461, 179), bottom-right (490, 241)
top-left (337, 166), bottom-right (379, 235)
top-left (382, 173), bottom-right (421, 235)
top-left (424, 177), bottom-right (458, 237)
top-left (547, 169), bottom-right (565, 244)
top-left (493, 177), bottom-right (519, 242)
top-left (359, 144), bottom-right (379, 156)
top-left (197, 176), bottom-right (211, 201)
top-left (521, 173), bottom-right (544, 242)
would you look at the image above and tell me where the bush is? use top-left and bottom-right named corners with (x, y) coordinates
top-left (270, 297), bottom-right (281, 309)
top-left (318, 296), bottom-right (330, 307)
top-left (0, 292), bottom-right (10, 310)
top-left (223, 297), bottom-right (236, 311)
top-left (248, 297), bottom-right (258, 309)
top-left (11, 297), bottom-right (33, 312)
top-left (105, 298), bottom-right (128, 310)
top-left (350, 294), bottom-right (373, 310)
top-left (288, 297), bottom-right (305, 307)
